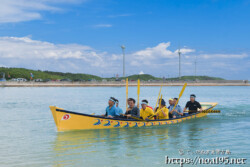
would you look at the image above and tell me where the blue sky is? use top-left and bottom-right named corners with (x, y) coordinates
top-left (0, 0), bottom-right (249, 79)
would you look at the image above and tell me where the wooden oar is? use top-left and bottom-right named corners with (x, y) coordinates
top-left (137, 79), bottom-right (140, 108)
top-left (158, 94), bottom-right (163, 112)
top-left (131, 115), bottom-right (144, 121)
top-left (126, 78), bottom-right (128, 110)
top-left (188, 109), bottom-right (220, 113)
top-left (171, 83), bottom-right (187, 112)
top-left (149, 94), bottom-right (162, 120)
top-left (131, 115), bottom-right (155, 121)
top-left (155, 94), bottom-right (163, 119)
top-left (154, 85), bottom-right (163, 111)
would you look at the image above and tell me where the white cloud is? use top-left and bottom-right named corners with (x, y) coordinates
top-left (0, 64), bottom-right (7, 67)
top-left (0, 37), bottom-right (248, 79)
top-left (0, 0), bottom-right (84, 23)
top-left (175, 48), bottom-right (195, 54)
top-left (0, 36), bottom-right (106, 67)
top-left (110, 54), bottom-right (122, 61)
top-left (200, 53), bottom-right (248, 59)
top-left (211, 62), bottom-right (230, 67)
top-left (129, 42), bottom-right (195, 66)
top-left (130, 60), bottom-right (141, 66)
top-left (131, 42), bottom-right (172, 60)
top-left (210, 62), bottom-right (244, 72)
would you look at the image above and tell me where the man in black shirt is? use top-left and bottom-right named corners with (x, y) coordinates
top-left (183, 94), bottom-right (202, 113)
top-left (125, 98), bottom-right (140, 118)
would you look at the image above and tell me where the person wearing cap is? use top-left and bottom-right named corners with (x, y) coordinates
top-left (125, 98), bottom-right (140, 118)
top-left (183, 94), bottom-right (202, 113)
top-left (168, 98), bottom-right (174, 118)
top-left (155, 99), bottom-right (169, 119)
top-left (103, 97), bottom-right (120, 118)
top-left (141, 99), bottom-right (153, 110)
top-left (115, 99), bottom-right (123, 115)
top-left (170, 98), bottom-right (183, 118)
top-left (168, 98), bottom-right (174, 110)
top-left (140, 100), bottom-right (154, 120)
top-left (154, 98), bottom-right (165, 113)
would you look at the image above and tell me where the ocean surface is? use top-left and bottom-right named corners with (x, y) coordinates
top-left (0, 86), bottom-right (250, 167)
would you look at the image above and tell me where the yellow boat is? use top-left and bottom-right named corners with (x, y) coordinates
top-left (49, 102), bottom-right (218, 131)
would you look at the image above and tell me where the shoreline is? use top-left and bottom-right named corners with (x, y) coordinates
top-left (0, 81), bottom-right (249, 87)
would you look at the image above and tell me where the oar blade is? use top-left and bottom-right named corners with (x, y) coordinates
top-left (154, 85), bottom-right (163, 110)
top-left (172, 83), bottom-right (187, 111)
top-left (137, 79), bottom-right (140, 108)
top-left (126, 78), bottom-right (128, 110)
top-left (179, 83), bottom-right (187, 98)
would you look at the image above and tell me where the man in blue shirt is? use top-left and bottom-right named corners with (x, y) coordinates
top-left (115, 99), bottom-right (123, 115)
top-left (168, 98), bottom-right (174, 118)
top-left (168, 98), bottom-right (174, 110)
top-left (103, 97), bottom-right (120, 118)
top-left (170, 97), bottom-right (183, 118)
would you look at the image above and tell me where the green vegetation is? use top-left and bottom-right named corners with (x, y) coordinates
top-left (116, 74), bottom-right (161, 81)
top-left (0, 67), bottom-right (224, 81)
top-left (118, 74), bottom-right (224, 81)
top-left (42, 70), bottom-right (102, 81)
top-left (167, 75), bottom-right (224, 81)
top-left (0, 67), bottom-right (101, 81)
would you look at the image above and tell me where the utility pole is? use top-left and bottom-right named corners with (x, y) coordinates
top-left (178, 47), bottom-right (181, 79)
top-left (194, 55), bottom-right (197, 79)
top-left (121, 45), bottom-right (126, 77)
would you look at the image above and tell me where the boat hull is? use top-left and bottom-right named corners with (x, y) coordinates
top-left (49, 102), bottom-right (217, 131)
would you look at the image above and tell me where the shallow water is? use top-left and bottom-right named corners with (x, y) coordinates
top-left (0, 86), bottom-right (249, 166)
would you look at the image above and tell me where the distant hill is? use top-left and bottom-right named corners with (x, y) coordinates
top-left (0, 67), bottom-right (102, 81)
top-left (167, 75), bottom-right (224, 81)
top-left (0, 67), bottom-right (224, 81)
top-left (118, 74), bottom-right (161, 81)
top-left (118, 74), bottom-right (224, 81)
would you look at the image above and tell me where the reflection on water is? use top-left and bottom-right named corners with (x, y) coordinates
top-left (52, 122), bottom-right (211, 166)
top-left (53, 127), bottom-right (169, 166)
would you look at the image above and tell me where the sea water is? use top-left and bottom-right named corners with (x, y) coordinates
top-left (0, 86), bottom-right (249, 166)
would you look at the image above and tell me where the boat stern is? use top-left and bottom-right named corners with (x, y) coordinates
top-left (200, 102), bottom-right (218, 110)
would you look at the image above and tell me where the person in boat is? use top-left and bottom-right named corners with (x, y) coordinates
top-left (115, 99), bottom-right (123, 115)
top-left (155, 99), bottom-right (169, 119)
top-left (154, 98), bottom-right (163, 112)
top-left (103, 97), bottom-right (120, 118)
top-left (141, 99), bottom-right (153, 110)
top-left (183, 94), bottom-right (202, 113)
top-left (140, 100), bottom-right (154, 120)
top-left (168, 98), bottom-right (174, 118)
top-left (169, 98), bottom-right (183, 118)
top-left (125, 98), bottom-right (140, 118)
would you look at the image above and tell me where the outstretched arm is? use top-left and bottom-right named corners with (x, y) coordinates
top-left (197, 102), bottom-right (203, 112)
top-left (184, 102), bottom-right (189, 112)
top-left (178, 106), bottom-right (183, 115)
top-left (102, 108), bottom-right (108, 116)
